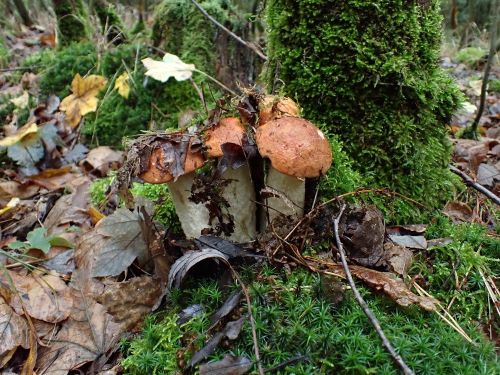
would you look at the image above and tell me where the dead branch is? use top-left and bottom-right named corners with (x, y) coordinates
top-left (449, 165), bottom-right (500, 205)
top-left (332, 204), bottom-right (415, 375)
top-left (190, 0), bottom-right (268, 61)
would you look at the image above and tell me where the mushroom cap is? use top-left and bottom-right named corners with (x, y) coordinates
top-left (204, 117), bottom-right (246, 158)
top-left (258, 95), bottom-right (300, 126)
top-left (255, 117), bottom-right (332, 178)
top-left (140, 144), bottom-right (205, 184)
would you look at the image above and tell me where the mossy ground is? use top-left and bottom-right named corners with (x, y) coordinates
top-left (120, 215), bottom-right (499, 374)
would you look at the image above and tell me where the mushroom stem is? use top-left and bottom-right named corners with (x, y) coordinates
top-left (167, 173), bottom-right (210, 239)
top-left (220, 166), bottom-right (256, 242)
top-left (261, 166), bottom-right (305, 229)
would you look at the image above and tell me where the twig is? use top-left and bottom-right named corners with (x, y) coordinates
top-left (332, 204), bottom-right (415, 375)
top-left (0, 65), bottom-right (42, 72)
top-left (449, 165), bottom-right (500, 205)
top-left (264, 355), bottom-right (309, 373)
top-left (227, 264), bottom-right (264, 375)
top-left (190, 0), bottom-right (268, 61)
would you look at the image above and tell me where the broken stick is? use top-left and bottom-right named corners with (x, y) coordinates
top-left (449, 165), bottom-right (500, 205)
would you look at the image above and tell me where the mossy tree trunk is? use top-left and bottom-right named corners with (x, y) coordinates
top-left (12, 0), bottom-right (33, 26)
top-left (94, 0), bottom-right (126, 44)
top-left (265, 0), bottom-right (462, 215)
top-left (53, 0), bottom-right (88, 46)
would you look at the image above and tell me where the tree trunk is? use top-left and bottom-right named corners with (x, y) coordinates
top-left (53, 0), bottom-right (88, 46)
top-left (12, 0), bottom-right (33, 26)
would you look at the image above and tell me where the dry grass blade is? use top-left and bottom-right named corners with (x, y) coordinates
top-left (478, 267), bottom-right (500, 319)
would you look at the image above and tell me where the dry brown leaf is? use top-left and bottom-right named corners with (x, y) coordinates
top-left (60, 74), bottom-right (107, 128)
top-left (1, 270), bottom-right (73, 323)
top-left (36, 287), bottom-right (123, 375)
top-left (383, 243), bottom-right (413, 276)
top-left (80, 146), bottom-right (123, 176)
top-left (28, 166), bottom-right (80, 191)
top-left (0, 180), bottom-right (39, 200)
top-left (443, 201), bottom-right (473, 223)
top-left (0, 296), bottom-right (30, 361)
top-left (94, 276), bottom-right (164, 332)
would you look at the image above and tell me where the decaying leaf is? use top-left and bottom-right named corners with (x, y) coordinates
top-left (383, 243), bottom-right (413, 276)
top-left (168, 249), bottom-right (229, 290)
top-left (91, 208), bottom-right (149, 277)
top-left (209, 290), bottom-right (242, 327)
top-left (0, 296), bottom-right (30, 361)
top-left (443, 201), bottom-right (473, 223)
top-left (41, 249), bottom-right (75, 274)
top-left (114, 72), bottom-right (130, 98)
top-left (95, 276), bottom-right (164, 332)
top-left (36, 288), bottom-right (123, 374)
top-left (199, 355), bottom-right (252, 375)
top-left (80, 146), bottom-right (123, 176)
top-left (60, 74), bottom-right (107, 127)
top-left (388, 234), bottom-right (427, 250)
top-left (0, 123), bottom-right (38, 147)
top-left (142, 53), bottom-right (195, 83)
top-left (1, 270), bottom-right (73, 323)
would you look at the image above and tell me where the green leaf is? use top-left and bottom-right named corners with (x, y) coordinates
top-left (48, 236), bottom-right (74, 249)
top-left (7, 240), bottom-right (27, 250)
top-left (26, 227), bottom-right (51, 254)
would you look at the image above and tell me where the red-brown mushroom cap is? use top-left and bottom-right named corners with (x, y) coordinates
top-left (204, 117), bottom-right (246, 158)
top-left (258, 95), bottom-right (300, 126)
top-left (140, 143), bottom-right (205, 184)
top-left (255, 117), bottom-right (332, 178)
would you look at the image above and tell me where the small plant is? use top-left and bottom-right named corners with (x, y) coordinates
top-left (7, 227), bottom-right (73, 254)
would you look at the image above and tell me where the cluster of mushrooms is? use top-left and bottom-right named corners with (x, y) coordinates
top-left (135, 95), bottom-right (332, 243)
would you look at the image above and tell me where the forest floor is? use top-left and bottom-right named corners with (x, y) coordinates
top-left (0, 23), bottom-right (499, 375)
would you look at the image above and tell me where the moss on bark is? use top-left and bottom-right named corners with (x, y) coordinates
top-left (53, 0), bottom-right (88, 46)
top-left (265, 0), bottom-right (463, 218)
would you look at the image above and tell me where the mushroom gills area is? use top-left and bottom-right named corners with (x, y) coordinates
top-left (221, 166), bottom-right (256, 242)
top-left (262, 166), bottom-right (305, 229)
top-left (168, 173), bottom-right (210, 239)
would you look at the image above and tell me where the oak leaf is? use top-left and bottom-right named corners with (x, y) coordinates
top-left (60, 74), bottom-right (107, 128)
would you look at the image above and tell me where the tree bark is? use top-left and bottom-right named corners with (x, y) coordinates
top-left (12, 0), bottom-right (33, 26)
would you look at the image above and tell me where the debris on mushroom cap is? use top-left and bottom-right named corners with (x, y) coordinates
top-left (258, 95), bottom-right (300, 126)
top-left (140, 142), bottom-right (205, 184)
top-left (204, 117), bottom-right (246, 158)
top-left (256, 117), bottom-right (332, 178)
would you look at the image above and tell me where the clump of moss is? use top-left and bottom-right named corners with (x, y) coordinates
top-left (489, 79), bottom-right (500, 93)
top-left (54, 0), bottom-right (89, 46)
top-left (94, 0), bottom-right (125, 44)
top-left (265, 0), bottom-right (463, 222)
top-left (122, 265), bottom-right (499, 374)
top-left (89, 176), bottom-right (181, 232)
top-left (455, 47), bottom-right (487, 67)
top-left (0, 36), bottom-right (10, 68)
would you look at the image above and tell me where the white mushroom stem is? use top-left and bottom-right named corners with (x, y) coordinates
top-left (167, 173), bottom-right (210, 239)
top-left (261, 166), bottom-right (305, 230)
top-left (220, 165), bottom-right (256, 242)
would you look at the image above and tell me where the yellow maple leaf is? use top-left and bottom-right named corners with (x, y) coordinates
top-left (60, 74), bottom-right (107, 128)
top-left (0, 123), bottom-right (38, 147)
top-left (114, 72), bottom-right (130, 99)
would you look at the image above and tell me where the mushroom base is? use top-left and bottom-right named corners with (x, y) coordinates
top-left (261, 166), bottom-right (305, 230)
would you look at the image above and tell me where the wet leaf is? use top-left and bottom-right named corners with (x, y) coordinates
top-left (114, 72), bottom-right (130, 98)
top-left (142, 53), bottom-right (195, 83)
top-left (199, 355), bottom-right (252, 375)
top-left (209, 290), bottom-right (242, 326)
top-left (60, 74), bottom-right (107, 127)
top-left (168, 249), bottom-right (228, 290)
top-left (91, 208), bottom-right (148, 277)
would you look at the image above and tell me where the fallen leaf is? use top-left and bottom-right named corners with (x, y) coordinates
top-left (195, 236), bottom-right (255, 258)
top-left (142, 53), bottom-right (195, 83)
top-left (388, 234), bottom-right (427, 250)
top-left (36, 288), bottom-right (123, 374)
top-left (0, 181), bottom-right (39, 200)
top-left (168, 249), bottom-right (229, 290)
top-left (0, 197), bottom-right (20, 215)
top-left (95, 276), bottom-right (164, 332)
top-left (114, 72), bottom-right (130, 98)
top-left (469, 79), bottom-right (482, 96)
top-left (383, 243), bottom-right (413, 276)
top-left (443, 201), bottom-right (473, 223)
top-left (41, 249), bottom-right (75, 274)
top-left (1, 270), bottom-right (73, 323)
top-left (60, 74), bottom-right (107, 127)
top-left (88, 206), bottom-right (105, 224)
top-left (9, 91), bottom-right (29, 109)
top-left (80, 146), bottom-right (123, 176)
top-left (0, 123), bottom-right (38, 147)
top-left (477, 163), bottom-right (498, 187)
top-left (209, 290), bottom-right (242, 327)
top-left (0, 296), bottom-right (30, 361)
top-left (91, 208), bottom-right (149, 277)
top-left (177, 304), bottom-right (204, 325)
top-left (199, 355), bottom-right (252, 375)
top-left (40, 32), bottom-right (56, 48)
top-left (385, 224), bottom-right (427, 235)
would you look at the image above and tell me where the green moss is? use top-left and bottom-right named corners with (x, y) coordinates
top-left (489, 79), bottom-right (500, 93)
top-left (54, 0), bottom-right (89, 46)
top-left (89, 177), bottom-right (181, 232)
top-left (94, 0), bottom-right (125, 44)
top-left (455, 47), bottom-right (487, 67)
top-left (122, 266), bottom-right (499, 374)
top-left (0, 36), bottom-right (9, 68)
top-left (265, 0), bottom-right (463, 222)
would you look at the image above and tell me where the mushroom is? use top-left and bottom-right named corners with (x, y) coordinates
top-left (140, 136), bottom-right (210, 239)
top-left (258, 95), bottom-right (300, 126)
top-left (255, 117), bottom-right (332, 228)
top-left (204, 117), bottom-right (257, 242)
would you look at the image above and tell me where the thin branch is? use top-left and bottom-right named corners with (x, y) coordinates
top-left (449, 165), bottom-right (500, 205)
top-left (190, 0), bottom-right (268, 61)
top-left (332, 204), bottom-right (415, 375)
